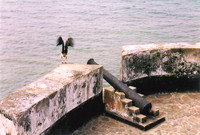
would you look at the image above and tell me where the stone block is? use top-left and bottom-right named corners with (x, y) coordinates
top-left (135, 114), bottom-right (147, 123)
top-left (121, 98), bottom-right (132, 113)
top-left (103, 86), bottom-right (115, 103)
top-left (104, 87), bottom-right (115, 110)
top-left (128, 106), bottom-right (140, 115)
top-left (0, 63), bottom-right (103, 135)
top-left (114, 92), bottom-right (125, 112)
top-left (138, 93), bottom-right (144, 97)
top-left (121, 43), bottom-right (200, 93)
top-left (115, 92), bottom-right (125, 99)
top-left (129, 86), bottom-right (137, 91)
top-left (121, 98), bottom-right (132, 107)
top-left (151, 109), bottom-right (159, 116)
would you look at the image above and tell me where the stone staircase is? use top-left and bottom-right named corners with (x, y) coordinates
top-left (103, 86), bottom-right (164, 130)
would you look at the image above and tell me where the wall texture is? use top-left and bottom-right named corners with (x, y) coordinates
top-left (121, 43), bottom-right (200, 93)
top-left (0, 63), bottom-right (103, 135)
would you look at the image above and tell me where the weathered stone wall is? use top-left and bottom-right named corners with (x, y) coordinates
top-left (121, 43), bottom-right (200, 92)
top-left (0, 63), bottom-right (103, 135)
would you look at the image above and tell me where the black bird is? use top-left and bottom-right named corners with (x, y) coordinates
top-left (56, 36), bottom-right (74, 64)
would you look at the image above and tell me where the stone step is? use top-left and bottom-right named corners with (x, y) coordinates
top-left (121, 98), bottom-right (132, 107)
top-left (135, 114), bottom-right (147, 123)
top-left (128, 86), bottom-right (144, 97)
top-left (103, 86), bottom-right (165, 130)
top-left (128, 106), bottom-right (140, 115)
top-left (115, 92), bottom-right (125, 99)
top-left (151, 109), bottom-right (159, 116)
top-left (128, 86), bottom-right (137, 91)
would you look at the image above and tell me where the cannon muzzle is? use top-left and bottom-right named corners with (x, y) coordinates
top-left (87, 58), bottom-right (152, 115)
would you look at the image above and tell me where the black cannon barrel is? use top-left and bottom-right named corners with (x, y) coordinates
top-left (87, 58), bottom-right (152, 115)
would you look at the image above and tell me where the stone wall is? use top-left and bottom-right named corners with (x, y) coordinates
top-left (0, 63), bottom-right (103, 135)
top-left (121, 43), bottom-right (200, 93)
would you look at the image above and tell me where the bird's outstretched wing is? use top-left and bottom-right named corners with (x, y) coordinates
top-left (56, 36), bottom-right (64, 46)
top-left (65, 38), bottom-right (74, 47)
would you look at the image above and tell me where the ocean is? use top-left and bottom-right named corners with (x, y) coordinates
top-left (0, 0), bottom-right (200, 99)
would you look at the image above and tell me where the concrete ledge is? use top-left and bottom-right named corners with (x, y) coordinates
top-left (0, 63), bottom-right (103, 135)
top-left (121, 43), bottom-right (200, 93)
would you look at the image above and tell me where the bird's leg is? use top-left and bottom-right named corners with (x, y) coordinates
top-left (64, 55), bottom-right (68, 64)
top-left (61, 53), bottom-right (64, 64)
top-left (62, 58), bottom-right (65, 64)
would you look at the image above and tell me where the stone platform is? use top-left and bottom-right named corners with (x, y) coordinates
top-left (72, 43), bottom-right (200, 134)
top-left (72, 92), bottom-right (200, 135)
top-left (0, 63), bottom-right (103, 135)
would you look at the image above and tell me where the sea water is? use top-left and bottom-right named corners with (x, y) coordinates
top-left (0, 0), bottom-right (200, 99)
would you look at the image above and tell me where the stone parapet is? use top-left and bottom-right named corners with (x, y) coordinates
top-left (121, 43), bottom-right (200, 93)
top-left (0, 63), bottom-right (103, 135)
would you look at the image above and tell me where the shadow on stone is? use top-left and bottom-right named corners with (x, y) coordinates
top-left (127, 76), bottom-right (200, 95)
top-left (42, 93), bottom-right (104, 135)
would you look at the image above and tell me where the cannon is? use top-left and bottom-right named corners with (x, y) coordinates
top-left (87, 58), bottom-right (152, 115)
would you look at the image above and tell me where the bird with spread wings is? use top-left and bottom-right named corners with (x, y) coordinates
top-left (56, 36), bottom-right (74, 64)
